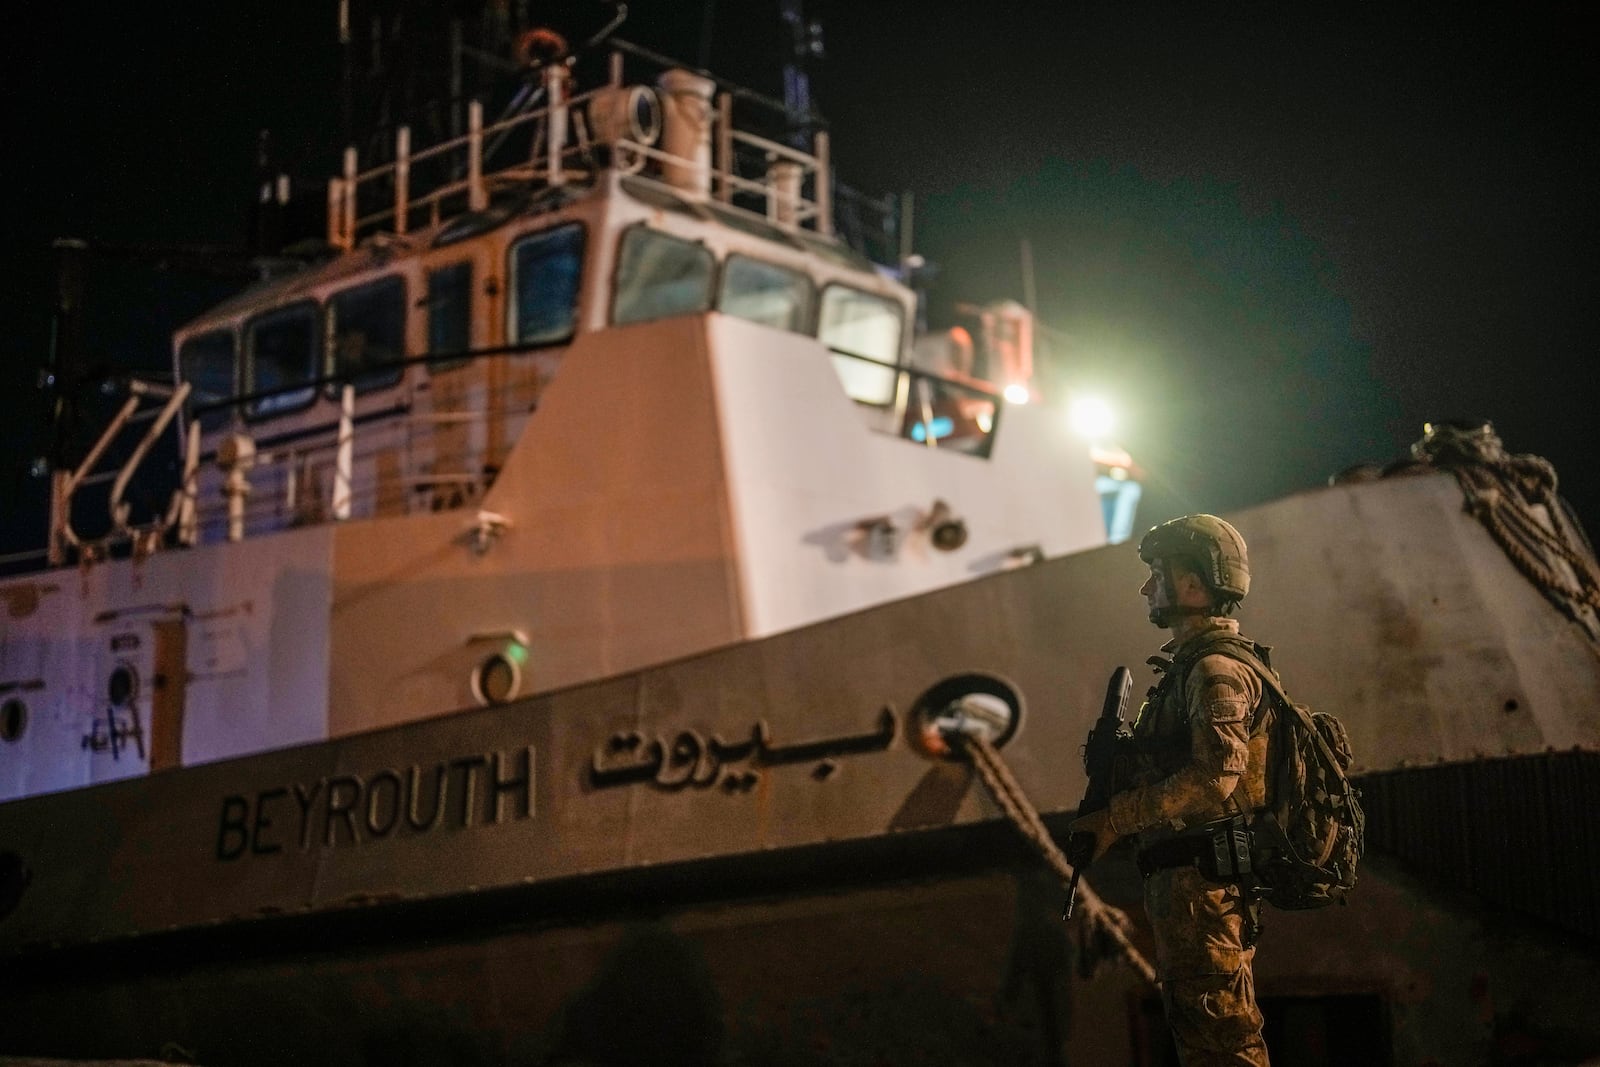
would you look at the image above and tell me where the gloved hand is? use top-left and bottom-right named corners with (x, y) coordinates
top-left (1066, 808), bottom-right (1120, 866)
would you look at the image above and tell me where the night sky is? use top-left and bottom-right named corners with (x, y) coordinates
top-left (5, 2), bottom-right (1595, 560)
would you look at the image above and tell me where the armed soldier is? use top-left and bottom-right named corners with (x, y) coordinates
top-left (1069, 515), bottom-right (1273, 1066)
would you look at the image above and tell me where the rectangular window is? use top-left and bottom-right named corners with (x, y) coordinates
top-left (718, 255), bottom-right (813, 333)
top-left (818, 285), bottom-right (904, 405)
top-left (612, 225), bottom-right (715, 325)
top-left (511, 223), bottom-right (585, 345)
top-left (245, 302), bottom-right (319, 418)
top-left (178, 330), bottom-right (237, 432)
top-left (329, 275), bottom-right (406, 393)
top-left (427, 261), bottom-right (473, 372)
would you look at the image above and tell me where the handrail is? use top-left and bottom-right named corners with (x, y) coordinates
top-left (44, 331), bottom-right (1004, 566)
top-left (54, 380), bottom-right (192, 558)
top-left (63, 394), bottom-right (141, 500)
top-left (109, 382), bottom-right (190, 529)
top-left (827, 347), bottom-right (1006, 458)
top-left (328, 48), bottom-right (836, 251)
top-left (188, 334), bottom-right (1003, 425)
top-left (188, 341), bottom-right (559, 418)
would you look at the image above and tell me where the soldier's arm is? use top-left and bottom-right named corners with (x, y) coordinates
top-left (1106, 655), bottom-right (1261, 835)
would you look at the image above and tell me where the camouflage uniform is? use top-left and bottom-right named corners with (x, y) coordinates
top-left (1109, 617), bottom-right (1272, 1067)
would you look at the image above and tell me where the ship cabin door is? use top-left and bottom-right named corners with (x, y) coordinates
top-left (86, 610), bottom-right (188, 784)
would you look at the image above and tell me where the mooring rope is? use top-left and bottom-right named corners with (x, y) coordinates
top-left (959, 733), bottom-right (1157, 986)
top-left (1412, 423), bottom-right (1600, 649)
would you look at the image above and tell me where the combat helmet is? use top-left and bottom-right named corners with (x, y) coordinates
top-left (1138, 514), bottom-right (1251, 613)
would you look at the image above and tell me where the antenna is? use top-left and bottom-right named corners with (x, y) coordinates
top-left (779, 0), bottom-right (823, 148)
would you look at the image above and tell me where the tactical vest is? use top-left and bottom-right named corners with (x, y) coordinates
top-left (1131, 629), bottom-right (1276, 821)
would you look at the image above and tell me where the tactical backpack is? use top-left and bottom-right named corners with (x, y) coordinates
top-left (1183, 637), bottom-right (1365, 910)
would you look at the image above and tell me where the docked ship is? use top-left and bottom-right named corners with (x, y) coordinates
top-left (3, 7), bottom-right (1599, 1065)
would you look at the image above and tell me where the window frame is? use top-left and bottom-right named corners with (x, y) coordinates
top-left (425, 259), bottom-right (476, 373)
top-left (609, 223), bottom-right (717, 327)
top-left (177, 327), bottom-right (239, 432)
top-left (243, 299), bottom-right (322, 421)
top-left (817, 283), bottom-right (908, 408)
top-left (506, 221), bottom-right (587, 348)
top-left (325, 273), bottom-right (408, 396)
top-left (717, 253), bottom-right (816, 335)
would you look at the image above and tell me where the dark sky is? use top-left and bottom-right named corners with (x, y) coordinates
top-left (5, 2), bottom-right (1595, 558)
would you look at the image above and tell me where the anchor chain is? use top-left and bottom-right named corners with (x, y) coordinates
top-left (959, 733), bottom-right (1157, 986)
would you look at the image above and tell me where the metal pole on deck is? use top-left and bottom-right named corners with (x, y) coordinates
top-left (545, 64), bottom-right (567, 186)
top-left (468, 101), bottom-right (486, 211)
top-left (395, 126), bottom-right (411, 235)
top-left (334, 385), bottom-right (354, 521)
top-left (716, 93), bottom-right (733, 203)
top-left (176, 419), bottom-right (200, 547)
top-left (342, 148), bottom-right (358, 247)
top-left (814, 131), bottom-right (831, 235)
top-left (326, 179), bottom-right (344, 250)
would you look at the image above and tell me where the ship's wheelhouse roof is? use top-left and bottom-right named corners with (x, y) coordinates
top-left (174, 175), bottom-right (906, 350)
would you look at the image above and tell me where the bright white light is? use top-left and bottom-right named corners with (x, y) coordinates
top-left (1003, 383), bottom-right (1031, 405)
top-left (1069, 396), bottom-right (1115, 440)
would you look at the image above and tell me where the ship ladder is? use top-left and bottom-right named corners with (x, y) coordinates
top-left (957, 732), bottom-right (1156, 986)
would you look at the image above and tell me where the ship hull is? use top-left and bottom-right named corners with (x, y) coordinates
top-left (4, 471), bottom-right (1599, 1064)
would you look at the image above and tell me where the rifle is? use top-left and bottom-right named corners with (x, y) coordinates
top-left (1063, 666), bottom-right (1133, 920)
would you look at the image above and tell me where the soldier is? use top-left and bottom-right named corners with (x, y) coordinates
top-left (1068, 514), bottom-right (1272, 1066)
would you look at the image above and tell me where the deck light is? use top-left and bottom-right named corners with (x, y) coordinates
top-left (1069, 396), bottom-right (1115, 441)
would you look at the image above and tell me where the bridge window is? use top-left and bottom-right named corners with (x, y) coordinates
top-left (329, 275), bottom-right (406, 393)
top-left (511, 223), bottom-right (585, 345)
top-left (719, 255), bottom-right (813, 333)
top-left (245, 301), bottom-right (319, 418)
top-left (819, 285), bottom-right (903, 405)
top-left (612, 226), bottom-right (714, 325)
top-left (427, 261), bottom-right (473, 372)
top-left (178, 330), bottom-right (236, 432)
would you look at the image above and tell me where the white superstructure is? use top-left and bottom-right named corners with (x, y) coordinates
top-left (0, 51), bottom-right (1118, 801)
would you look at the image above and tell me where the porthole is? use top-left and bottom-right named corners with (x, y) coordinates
top-left (472, 653), bottom-right (521, 706)
top-left (108, 664), bottom-right (139, 707)
top-left (0, 699), bottom-right (26, 743)
top-left (910, 673), bottom-right (1023, 759)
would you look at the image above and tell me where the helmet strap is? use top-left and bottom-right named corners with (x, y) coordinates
top-left (1148, 604), bottom-right (1213, 628)
top-left (1148, 559), bottom-right (1216, 629)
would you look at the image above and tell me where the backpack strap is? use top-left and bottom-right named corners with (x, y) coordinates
top-left (1206, 640), bottom-right (1355, 799)
top-left (1168, 631), bottom-right (1284, 735)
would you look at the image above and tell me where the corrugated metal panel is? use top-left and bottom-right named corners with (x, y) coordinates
top-left (1358, 751), bottom-right (1600, 942)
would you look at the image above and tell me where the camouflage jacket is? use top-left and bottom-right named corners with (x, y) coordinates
top-left (1108, 619), bottom-right (1273, 844)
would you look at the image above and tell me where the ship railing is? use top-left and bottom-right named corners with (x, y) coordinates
top-left (185, 394), bottom-right (400, 541)
top-left (48, 377), bottom-right (193, 565)
top-left (174, 345), bottom-right (1005, 546)
top-left (181, 347), bottom-right (547, 543)
top-left (831, 349), bottom-right (1005, 459)
top-left (42, 341), bottom-right (1004, 564)
top-left (328, 47), bottom-right (833, 250)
